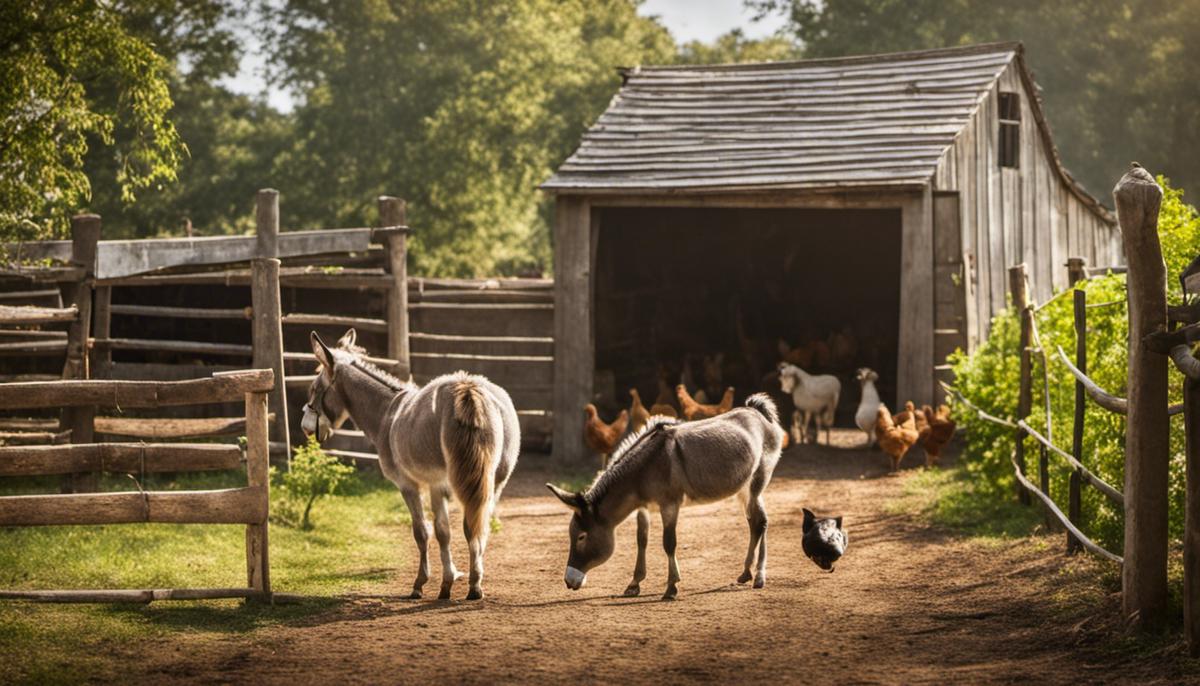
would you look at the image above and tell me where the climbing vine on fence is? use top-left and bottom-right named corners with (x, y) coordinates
top-left (948, 176), bottom-right (1199, 550)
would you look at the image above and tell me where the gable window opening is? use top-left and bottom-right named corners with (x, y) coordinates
top-left (998, 91), bottom-right (1020, 168)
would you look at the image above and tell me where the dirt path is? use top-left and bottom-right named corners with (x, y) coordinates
top-left (131, 431), bottom-right (1187, 685)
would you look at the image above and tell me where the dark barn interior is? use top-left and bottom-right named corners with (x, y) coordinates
top-left (594, 206), bottom-right (902, 423)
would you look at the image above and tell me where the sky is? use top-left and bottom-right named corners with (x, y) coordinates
top-left (222, 1), bottom-right (789, 112)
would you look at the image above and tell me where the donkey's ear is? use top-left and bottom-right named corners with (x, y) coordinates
top-left (337, 328), bottom-right (357, 349)
top-left (802, 508), bottom-right (816, 533)
top-left (834, 515), bottom-right (844, 529)
top-left (311, 331), bottom-right (335, 369)
top-left (546, 484), bottom-right (586, 513)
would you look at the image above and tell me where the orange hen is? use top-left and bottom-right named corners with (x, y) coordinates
top-left (583, 404), bottom-right (628, 466)
top-left (922, 405), bottom-right (957, 467)
top-left (677, 385), bottom-right (735, 421)
top-left (875, 404), bottom-right (919, 471)
top-left (628, 389), bottom-right (651, 433)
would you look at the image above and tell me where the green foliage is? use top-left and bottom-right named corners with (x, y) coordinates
top-left (274, 437), bottom-right (356, 529)
top-left (259, 0), bottom-right (675, 277)
top-left (0, 1), bottom-right (184, 241)
top-left (948, 177), bottom-right (1199, 549)
top-left (751, 0), bottom-right (1200, 200)
top-left (675, 28), bottom-right (801, 65)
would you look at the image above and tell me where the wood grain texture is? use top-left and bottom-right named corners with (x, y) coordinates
top-left (552, 197), bottom-right (592, 465)
top-left (1114, 164), bottom-right (1169, 629)
top-left (0, 487), bottom-right (267, 526)
top-left (0, 369), bottom-right (274, 410)
top-left (0, 443), bottom-right (243, 477)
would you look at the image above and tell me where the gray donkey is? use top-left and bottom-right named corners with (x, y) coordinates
top-left (548, 394), bottom-right (784, 600)
top-left (301, 330), bottom-right (519, 600)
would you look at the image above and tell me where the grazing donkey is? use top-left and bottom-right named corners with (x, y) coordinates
top-left (547, 394), bottom-right (785, 600)
top-left (301, 330), bottom-right (519, 600)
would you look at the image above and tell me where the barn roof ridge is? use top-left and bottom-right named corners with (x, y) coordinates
top-left (545, 42), bottom-right (1114, 226)
top-left (620, 41), bottom-right (1024, 75)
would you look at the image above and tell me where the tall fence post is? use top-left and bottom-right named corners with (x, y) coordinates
top-left (253, 190), bottom-right (289, 460)
top-left (1186, 374), bottom-right (1200, 655)
top-left (60, 214), bottom-right (100, 493)
top-left (1009, 263), bottom-right (1032, 506)
top-left (377, 196), bottom-right (410, 379)
top-left (1067, 257), bottom-right (1088, 554)
top-left (245, 387), bottom-right (271, 597)
top-left (1114, 164), bottom-right (1169, 629)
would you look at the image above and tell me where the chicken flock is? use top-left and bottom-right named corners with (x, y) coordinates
top-left (583, 347), bottom-right (956, 472)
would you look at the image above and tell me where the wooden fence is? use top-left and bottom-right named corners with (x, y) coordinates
top-left (0, 191), bottom-right (555, 465)
top-left (0, 370), bottom-right (274, 603)
top-left (944, 165), bottom-right (1200, 651)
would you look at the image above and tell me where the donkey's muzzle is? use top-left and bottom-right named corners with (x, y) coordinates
top-left (564, 566), bottom-right (586, 590)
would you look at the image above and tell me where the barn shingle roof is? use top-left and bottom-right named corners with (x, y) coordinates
top-left (543, 42), bottom-right (1028, 194)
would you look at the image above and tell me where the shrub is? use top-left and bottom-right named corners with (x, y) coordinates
top-left (273, 437), bottom-right (356, 530)
top-left (948, 176), bottom-right (1198, 549)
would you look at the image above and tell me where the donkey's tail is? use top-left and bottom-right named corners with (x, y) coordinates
top-left (445, 378), bottom-right (497, 542)
top-left (744, 393), bottom-right (781, 426)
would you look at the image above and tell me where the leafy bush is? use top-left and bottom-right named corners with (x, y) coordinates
top-left (948, 176), bottom-right (1198, 549)
top-left (273, 437), bottom-right (356, 530)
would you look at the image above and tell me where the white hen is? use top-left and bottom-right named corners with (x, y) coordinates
top-left (854, 367), bottom-right (881, 447)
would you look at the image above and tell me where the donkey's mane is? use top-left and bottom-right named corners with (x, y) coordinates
top-left (586, 416), bottom-right (679, 504)
top-left (327, 344), bottom-right (414, 393)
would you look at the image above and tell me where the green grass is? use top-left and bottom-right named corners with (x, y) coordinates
top-left (0, 470), bottom-right (410, 683)
top-left (887, 465), bottom-right (1042, 540)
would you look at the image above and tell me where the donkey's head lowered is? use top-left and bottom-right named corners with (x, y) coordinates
top-left (545, 484), bottom-right (616, 590)
top-left (300, 329), bottom-right (358, 442)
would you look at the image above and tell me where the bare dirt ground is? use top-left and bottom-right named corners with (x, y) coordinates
top-left (125, 430), bottom-right (1191, 685)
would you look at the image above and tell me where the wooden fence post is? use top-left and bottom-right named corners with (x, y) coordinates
top-left (1185, 374), bottom-right (1200, 655)
top-left (1114, 163), bottom-right (1169, 629)
top-left (60, 214), bottom-right (100, 493)
top-left (1067, 257), bottom-right (1088, 554)
top-left (378, 196), bottom-right (410, 379)
top-left (256, 189), bottom-right (279, 259)
top-left (254, 190), bottom-right (289, 460)
top-left (1009, 263), bottom-right (1032, 506)
top-left (244, 388), bottom-right (271, 597)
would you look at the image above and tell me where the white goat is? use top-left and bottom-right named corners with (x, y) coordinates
top-left (778, 362), bottom-right (840, 445)
top-left (854, 367), bottom-right (881, 447)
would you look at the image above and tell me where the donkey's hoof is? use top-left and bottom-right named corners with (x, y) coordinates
top-left (437, 587), bottom-right (452, 600)
top-left (737, 570), bottom-right (753, 584)
top-left (466, 588), bottom-right (483, 601)
top-left (408, 590), bottom-right (423, 600)
top-left (622, 584), bottom-right (641, 597)
top-left (661, 588), bottom-right (678, 601)
top-left (753, 575), bottom-right (766, 589)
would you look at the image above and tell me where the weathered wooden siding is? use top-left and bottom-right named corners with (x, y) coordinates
top-left (932, 63), bottom-right (1121, 350)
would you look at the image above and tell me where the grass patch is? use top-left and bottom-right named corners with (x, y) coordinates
top-left (887, 466), bottom-right (1041, 540)
top-left (0, 470), bottom-right (410, 683)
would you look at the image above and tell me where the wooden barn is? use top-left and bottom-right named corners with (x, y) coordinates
top-left (542, 42), bottom-right (1121, 464)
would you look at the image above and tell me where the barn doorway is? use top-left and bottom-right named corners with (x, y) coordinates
top-left (593, 206), bottom-right (902, 424)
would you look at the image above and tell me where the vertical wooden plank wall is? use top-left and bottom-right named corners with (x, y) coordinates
top-left (897, 187), bottom-right (935, 406)
top-left (553, 196), bottom-right (594, 466)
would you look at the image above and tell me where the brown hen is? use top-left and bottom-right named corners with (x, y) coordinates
top-left (875, 404), bottom-right (919, 471)
top-left (677, 385), bottom-right (735, 421)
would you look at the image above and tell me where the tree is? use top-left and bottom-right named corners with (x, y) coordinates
top-left (676, 28), bottom-right (800, 65)
top-left (0, 1), bottom-right (183, 242)
top-left (82, 1), bottom-right (291, 238)
top-left (751, 0), bottom-right (1200, 199)
top-left (261, 0), bottom-right (674, 277)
